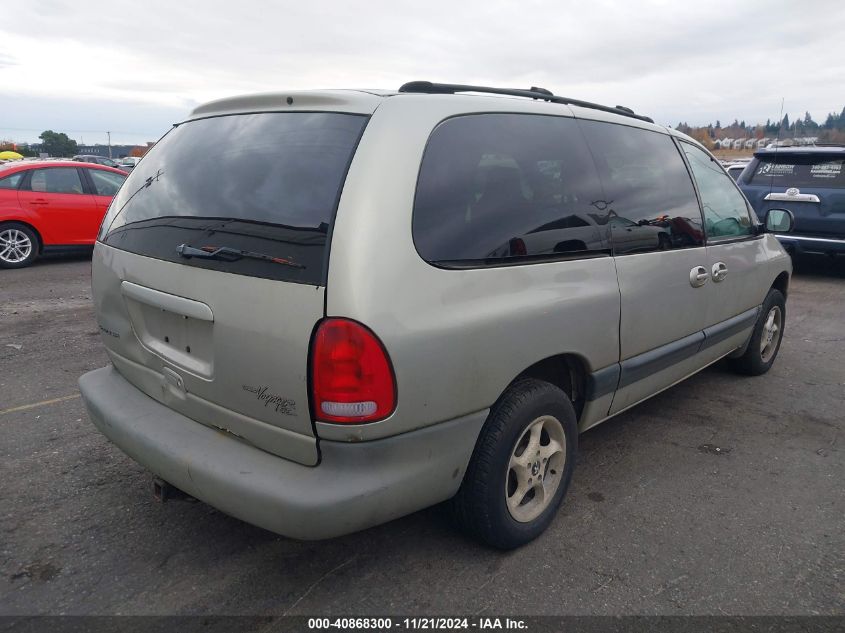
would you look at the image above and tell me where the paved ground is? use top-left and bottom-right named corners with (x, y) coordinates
top-left (1, 254), bottom-right (843, 616)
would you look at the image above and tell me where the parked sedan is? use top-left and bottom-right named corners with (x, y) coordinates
top-left (725, 163), bottom-right (747, 181)
top-left (72, 155), bottom-right (122, 168)
top-left (0, 161), bottom-right (127, 268)
top-left (116, 156), bottom-right (141, 171)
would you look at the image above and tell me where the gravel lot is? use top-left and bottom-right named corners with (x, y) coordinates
top-left (1, 254), bottom-right (843, 616)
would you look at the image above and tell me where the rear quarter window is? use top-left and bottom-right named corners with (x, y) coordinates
top-left (412, 113), bottom-right (610, 266)
top-left (0, 171), bottom-right (23, 189)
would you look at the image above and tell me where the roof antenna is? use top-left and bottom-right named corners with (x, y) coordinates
top-left (768, 97), bottom-right (785, 201)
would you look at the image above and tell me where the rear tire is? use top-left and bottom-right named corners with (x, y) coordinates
top-left (730, 288), bottom-right (786, 376)
top-left (0, 222), bottom-right (39, 269)
top-left (451, 378), bottom-right (577, 549)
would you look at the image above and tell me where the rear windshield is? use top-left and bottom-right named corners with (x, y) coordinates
top-left (100, 112), bottom-right (368, 284)
top-left (748, 155), bottom-right (845, 188)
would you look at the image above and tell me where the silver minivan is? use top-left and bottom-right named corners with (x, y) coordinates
top-left (79, 82), bottom-right (792, 548)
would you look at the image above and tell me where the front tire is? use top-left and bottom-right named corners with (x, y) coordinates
top-left (451, 379), bottom-right (578, 549)
top-left (731, 288), bottom-right (786, 376)
top-left (0, 222), bottom-right (39, 269)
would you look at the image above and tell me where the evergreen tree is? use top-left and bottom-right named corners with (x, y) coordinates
top-left (803, 111), bottom-right (818, 131)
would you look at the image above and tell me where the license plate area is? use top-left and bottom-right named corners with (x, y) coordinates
top-left (121, 282), bottom-right (214, 379)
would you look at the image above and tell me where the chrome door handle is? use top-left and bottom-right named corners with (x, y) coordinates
top-left (712, 261), bottom-right (728, 282)
top-left (689, 266), bottom-right (709, 288)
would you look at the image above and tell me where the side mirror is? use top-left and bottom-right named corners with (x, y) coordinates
top-left (765, 208), bottom-right (794, 233)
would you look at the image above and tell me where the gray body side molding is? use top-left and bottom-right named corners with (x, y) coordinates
top-left (587, 306), bottom-right (760, 395)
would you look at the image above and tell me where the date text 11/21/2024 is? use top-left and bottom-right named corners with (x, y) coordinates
top-left (307, 618), bottom-right (528, 630)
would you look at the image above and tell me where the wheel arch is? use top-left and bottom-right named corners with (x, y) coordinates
top-left (511, 353), bottom-right (588, 421)
top-left (0, 219), bottom-right (44, 253)
top-left (772, 270), bottom-right (789, 298)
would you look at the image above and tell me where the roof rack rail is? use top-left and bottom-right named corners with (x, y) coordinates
top-left (398, 81), bottom-right (654, 124)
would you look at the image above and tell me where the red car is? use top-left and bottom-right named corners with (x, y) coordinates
top-left (0, 161), bottom-right (127, 268)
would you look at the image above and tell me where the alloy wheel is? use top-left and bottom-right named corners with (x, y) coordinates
top-left (760, 305), bottom-right (783, 363)
top-left (505, 415), bottom-right (567, 523)
top-left (0, 229), bottom-right (33, 264)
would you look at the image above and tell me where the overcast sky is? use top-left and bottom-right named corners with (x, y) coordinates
top-left (2, 0), bottom-right (843, 146)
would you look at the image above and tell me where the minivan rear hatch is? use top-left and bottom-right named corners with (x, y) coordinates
top-left (93, 102), bottom-right (371, 466)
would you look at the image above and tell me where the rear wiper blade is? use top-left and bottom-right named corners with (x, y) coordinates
top-left (175, 244), bottom-right (305, 268)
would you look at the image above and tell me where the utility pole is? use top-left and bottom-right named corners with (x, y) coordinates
top-left (107, 131), bottom-right (112, 158)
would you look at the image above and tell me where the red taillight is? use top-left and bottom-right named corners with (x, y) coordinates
top-left (311, 318), bottom-right (396, 424)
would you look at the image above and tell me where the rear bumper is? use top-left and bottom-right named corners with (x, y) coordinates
top-left (774, 233), bottom-right (845, 255)
top-left (79, 366), bottom-right (486, 540)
